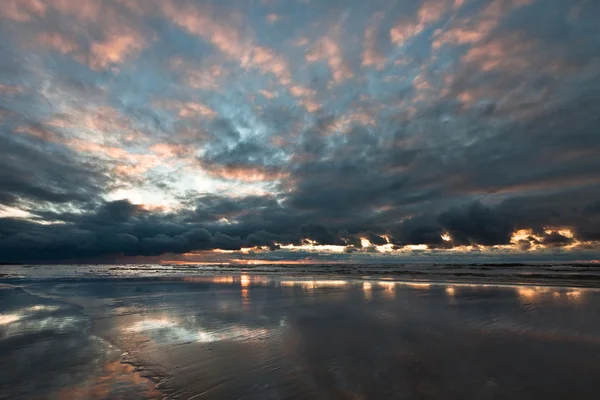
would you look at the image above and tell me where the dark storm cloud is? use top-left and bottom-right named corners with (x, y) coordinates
top-left (0, 128), bottom-right (107, 206)
top-left (1, 0), bottom-right (600, 262)
top-left (439, 203), bottom-right (513, 246)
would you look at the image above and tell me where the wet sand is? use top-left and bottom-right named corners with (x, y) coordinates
top-left (2, 276), bottom-right (600, 399)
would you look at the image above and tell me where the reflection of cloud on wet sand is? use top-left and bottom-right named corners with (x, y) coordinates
top-left (0, 287), bottom-right (161, 399)
top-left (53, 359), bottom-right (161, 400)
top-left (123, 314), bottom-right (273, 344)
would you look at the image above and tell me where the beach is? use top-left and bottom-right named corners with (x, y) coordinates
top-left (2, 266), bottom-right (600, 399)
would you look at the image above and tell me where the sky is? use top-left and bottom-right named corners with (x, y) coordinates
top-left (1, 0), bottom-right (600, 264)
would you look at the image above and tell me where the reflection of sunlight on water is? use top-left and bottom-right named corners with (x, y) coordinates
top-left (518, 287), bottom-right (545, 301)
top-left (240, 274), bottom-right (251, 287)
top-left (183, 275), bottom-right (270, 287)
top-left (280, 280), bottom-right (349, 290)
top-left (213, 276), bottom-right (234, 284)
top-left (379, 281), bottom-right (396, 299)
top-left (517, 286), bottom-right (586, 304)
top-left (241, 287), bottom-right (250, 310)
top-left (363, 282), bottom-right (372, 300)
top-left (445, 286), bottom-right (456, 305)
top-left (405, 282), bottom-right (431, 290)
top-left (566, 290), bottom-right (582, 300)
top-left (240, 274), bottom-right (251, 310)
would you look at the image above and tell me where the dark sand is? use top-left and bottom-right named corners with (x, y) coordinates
top-left (2, 275), bottom-right (600, 399)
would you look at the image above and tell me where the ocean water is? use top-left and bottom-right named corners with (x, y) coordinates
top-left (2, 262), bottom-right (600, 285)
top-left (1, 265), bottom-right (600, 399)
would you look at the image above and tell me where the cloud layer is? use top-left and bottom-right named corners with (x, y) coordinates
top-left (1, 0), bottom-right (600, 263)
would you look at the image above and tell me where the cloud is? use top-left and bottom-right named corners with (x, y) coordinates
top-left (1, 0), bottom-right (600, 262)
top-left (1, 0), bottom-right (46, 22)
top-left (362, 13), bottom-right (387, 70)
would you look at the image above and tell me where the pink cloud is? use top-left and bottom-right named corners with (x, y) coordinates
top-left (155, 99), bottom-right (217, 119)
top-left (88, 29), bottom-right (148, 70)
top-left (197, 161), bottom-right (287, 183)
top-left (163, 1), bottom-right (300, 96)
top-left (462, 34), bottom-right (534, 72)
top-left (432, 0), bottom-right (532, 49)
top-left (36, 32), bottom-right (78, 54)
top-left (362, 13), bottom-right (387, 70)
top-left (0, 83), bottom-right (23, 96)
top-left (162, 1), bottom-right (249, 61)
top-left (48, 0), bottom-right (101, 22)
top-left (1, 0), bottom-right (46, 22)
top-left (390, 0), bottom-right (453, 46)
top-left (259, 90), bottom-right (278, 99)
top-left (20, 1), bottom-right (152, 70)
top-left (306, 35), bottom-right (353, 84)
top-left (249, 46), bottom-right (292, 86)
top-left (149, 143), bottom-right (192, 159)
top-left (266, 13), bottom-right (279, 24)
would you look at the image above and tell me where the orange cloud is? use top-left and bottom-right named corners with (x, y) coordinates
top-left (88, 29), bottom-right (148, 70)
top-left (200, 163), bottom-right (287, 183)
top-left (149, 143), bottom-right (192, 159)
top-left (162, 1), bottom-right (249, 60)
top-left (291, 37), bottom-right (309, 47)
top-left (67, 140), bottom-right (163, 180)
top-left (183, 64), bottom-right (228, 91)
top-left (266, 13), bottom-right (279, 24)
top-left (36, 31), bottom-right (78, 54)
top-left (0, 83), bottom-right (22, 96)
top-left (432, 0), bottom-right (532, 49)
top-left (249, 46), bottom-right (292, 85)
top-left (49, 0), bottom-right (101, 21)
top-left (37, 0), bottom-right (150, 70)
top-left (462, 34), bottom-right (533, 72)
top-left (297, 98), bottom-right (320, 113)
top-left (17, 1), bottom-right (151, 70)
top-left (362, 13), bottom-right (386, 70)
top-left (287, 85), bottom-right (319, 112)
top-left (15, 125), bottom-right (60, 142)
top-left (306, 35), bottom-right (353, 84)
top-left (47, 106), bottom-right (146, 147)
top-left (259, 90), bottom-right (278, 99)
top-left (289, 86), bottom-right (315, 98)
top-left (69, 141), bottom-right (138, 161)
top-left (180, 102), bottom-right (216, 119)
top-left (163, 1), bottom-right (297, 92)
top-left (390, 0), bottom-right (453, 46)
top-left (1, 0), bottom-right (46, 22)
top-left (327, 111), bottom-right (376, 135)
top-left (155, 99), bottom-right (216, 119)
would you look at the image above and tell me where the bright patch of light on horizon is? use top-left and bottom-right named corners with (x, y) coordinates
top-left (277, 242), bottom-right (346, 253)
top-left (512, 229), bottom-right (533, 242)
top-left (406, 244), bottom-right (428, 251)
top-left (546, 228), bottom-right (574, 238)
